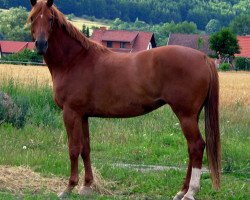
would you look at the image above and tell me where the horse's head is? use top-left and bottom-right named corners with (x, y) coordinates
top-left (29, 0), bottom-right (54, 55)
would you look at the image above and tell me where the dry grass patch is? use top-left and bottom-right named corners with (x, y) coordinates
top-left (0, 165), bottom-right (113, 195)
top-left (70, 17), bottom-right (110, 32)
top-left (0, 64), bottom-right (51, 86)
top-left (219, 71), bottom-right (250, 107)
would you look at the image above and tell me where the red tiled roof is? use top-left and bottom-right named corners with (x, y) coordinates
top-left (167, 33), bottom-right (213, 55)
top-left (132, 32), bottom-right (154, 53)
top-left (102, 30), bottom-right (139, 43)
top-left (91, 29), bottom-right (156, 53)
top-left (0, 41), bottom-right (35, 53)
top-left (235, 36), bottom-right (250, 58)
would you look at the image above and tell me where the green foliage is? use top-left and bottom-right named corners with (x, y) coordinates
top-left (229, 14), bottom-right (250, 35)
top-left (82, 24), bottom-right (90, 38)
top-left (1, 49), bottom-right (43, 64)
top-left (197, 37), bottom-right (205, 50)
top-left (0, 7), bottom-right (30, 41)
top-left (1, 0), bottom-right (249, 31)
top-left (205, 19), bottom-right (221, 35)
top-left (234, 57), bottom-right (250, 70)
top-left (110, 19), bottom-right (198, 46)
top-left (0, 79), bottom-right (61, 129)
top-left (67, 13), bottom-right (75, 21)
top-left (219, 63), bottom-right (230, 71)
top-left (209, 28), bottom-right (240, 60)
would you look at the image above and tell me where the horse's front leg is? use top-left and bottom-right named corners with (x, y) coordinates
top-left (79, 117), bottom-right (94, 196)
top-left (58, 107), bottom-right (83, 198)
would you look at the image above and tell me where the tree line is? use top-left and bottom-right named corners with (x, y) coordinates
top-left (0, 0), bottom-right (249, 30)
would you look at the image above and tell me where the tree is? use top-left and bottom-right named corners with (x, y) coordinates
top-left (0, 7), bottom-right (30, 41)
top-left (0, 32), bottom-right (4, 40)
top-left (67, 13), bottom-right (75, 21)
top-left (205, 19), bottom-right (221, 35)
top-left (230, 14), bottom-right (250, 35)
top-left (209, 28), bottom-right (240, 61)
top-left (82, 24), bottom-right (90, 38)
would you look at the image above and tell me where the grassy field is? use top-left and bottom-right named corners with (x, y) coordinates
top-left (0, 64), bottom-right (249, 199)
top-left (69, 17), bottom-right (110, 34)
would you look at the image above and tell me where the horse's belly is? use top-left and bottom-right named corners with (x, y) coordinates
top-left (90, 99), bottom-right (165, 118)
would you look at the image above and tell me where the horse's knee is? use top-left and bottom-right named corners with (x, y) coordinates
top-left (81, 147), bottom-right (90, 159)
top-left (69, 146), bottom-right (82, 160)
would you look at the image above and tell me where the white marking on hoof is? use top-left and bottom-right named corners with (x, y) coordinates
top-left (78, 186), bottom-right (93, 196)
top-left (173, 191), bottom-right (185, 200)
top-left (183, 168), bottom-right (201, 200)
top-left (181, 197), bottom-right (195, 200)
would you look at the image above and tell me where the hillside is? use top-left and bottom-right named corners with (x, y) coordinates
top-left (70, 17), bottom-right (110, 34)
top-left (0, 0), bottom-right (249, 30)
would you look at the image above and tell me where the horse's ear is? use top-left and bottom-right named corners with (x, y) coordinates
top-left (30, 0), bottom-right (37, 6)
top-left (47, 0), bottom-right (54, 7)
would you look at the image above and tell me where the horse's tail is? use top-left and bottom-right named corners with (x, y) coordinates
top-left (205, 58), bottom-right (221, 190)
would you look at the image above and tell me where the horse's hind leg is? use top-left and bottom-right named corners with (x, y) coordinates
top-left (79, 118), bottom-right (94, 196)
top-left (173, 115), bottom-right (205, 200)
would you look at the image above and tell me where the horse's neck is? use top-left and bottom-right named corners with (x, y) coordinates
top-left (44, 25), bottom-right (88, 70)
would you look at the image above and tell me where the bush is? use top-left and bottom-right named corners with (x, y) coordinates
top-left (0, 92), bottom-right (29, 128)
top-left (0, 49), bottom-right (43, 65)
top-left (219, 63), bottom-right (230, 71)
top-left (234, 57), bottom-right (250, 71)
top-left (67, 13), bottom-right (75, 21)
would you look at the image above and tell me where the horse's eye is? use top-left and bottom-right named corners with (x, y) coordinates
top-left (30, 17), bottom-right (34, 22)
top-left (49, 17), bottom-right (53, 22)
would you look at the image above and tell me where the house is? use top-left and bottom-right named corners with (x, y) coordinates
top-left (91, 27), bottom-right (156, 53)
top-left (235, 36), bottom-right (250, 58)
top-left (167, 33), bottom-right (214, 55)
top-left (0, 41), bottom-right (35, 58)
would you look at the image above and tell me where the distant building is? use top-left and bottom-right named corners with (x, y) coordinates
top-left (167, 33), bottom-right (214, 55)
top-left (0, 41), bottom-right (35, 58)
top-left (235, 36), bottom-right (250, 58)
top-left (91, 27), bottom-right (156, 53)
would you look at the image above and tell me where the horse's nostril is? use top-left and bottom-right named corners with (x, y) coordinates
top-left (45, 40), bottom-right (48, 46)
top-left (35, 40), bottom-right (38, 47)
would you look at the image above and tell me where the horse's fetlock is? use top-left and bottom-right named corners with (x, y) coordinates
top-left (69, 178), bottom-right (79, 187)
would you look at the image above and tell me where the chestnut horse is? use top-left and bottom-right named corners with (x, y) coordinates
top-left (28, 1), bottom-right (221, 199)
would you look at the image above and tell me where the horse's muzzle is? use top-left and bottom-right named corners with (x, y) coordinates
top-left (35, 39), bottom-right (48, 55)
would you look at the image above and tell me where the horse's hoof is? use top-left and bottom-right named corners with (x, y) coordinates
top-left (78, 186), bottom-right (93, 196)
top-left (181, 196), bottom-right (195, 200)
top-left (57, 191), bottom-right (69, 199)
top-left (173, 191), bottom-right (185, 200)
top-left (173, 195), bottom-right (182, 200)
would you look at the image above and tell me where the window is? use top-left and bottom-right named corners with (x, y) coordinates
top-left (107, 41), bottom-right (113, 48)
top-left (120, 42), bottom-right (126, 49)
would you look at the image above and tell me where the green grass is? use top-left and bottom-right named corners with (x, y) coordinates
top-left (0, 79), bottom-right (249, 199)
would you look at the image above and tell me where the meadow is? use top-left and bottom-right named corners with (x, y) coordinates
top-left (69, 17), bottom-right (110, 34)
top-left (0, 64), bottom-right (249, 199)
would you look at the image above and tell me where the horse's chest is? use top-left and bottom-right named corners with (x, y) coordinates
top-left (52, 81), bottom-right (68, 109)
top-left (52, 87), bottom-right (64, 109)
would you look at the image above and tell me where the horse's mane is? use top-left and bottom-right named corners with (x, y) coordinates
top-left (28, 1), bottom-right (109, 52)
